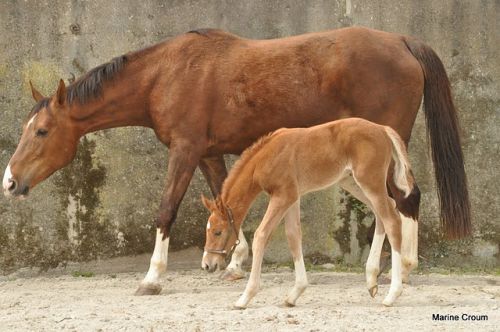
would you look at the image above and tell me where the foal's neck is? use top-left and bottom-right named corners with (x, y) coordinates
top-left (69, 50), bottom-right (160, 136)
top-left (222, 162), bottom-right (262, 231)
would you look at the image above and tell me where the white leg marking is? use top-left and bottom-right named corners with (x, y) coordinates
top-left (142, 229), bottom-right (169, 286)
top-left (27, 114), bottom-right (38, 127)
top-left (206, 221), bottom-right (211, 230)
top-left (2, 164), bottom-right (12, 194)
top-left (383, 250), bottom-right (403, 306)
top-left (366, 222), bottom-right (385, 292)
top-left (400, 213), bottom-right (418, 283)
top-left (285, 255), bottom-right (308, 306)
top-left (226, 228), bottom-right (249, 275)
top-left (235, 231), bottom-right (263, 308)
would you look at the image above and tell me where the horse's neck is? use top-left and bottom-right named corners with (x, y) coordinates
top-left (70, 57), bottom-right (156, 135)
top-left (223, 163), bottom-right (261, 230)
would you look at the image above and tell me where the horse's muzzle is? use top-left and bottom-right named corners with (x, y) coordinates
top-left (3, 178), bottom-right (29, 198)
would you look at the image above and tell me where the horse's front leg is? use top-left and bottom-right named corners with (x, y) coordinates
top-left (235, 196), bottom-right (293, 309)
top-left (135, 140), bottom-right (204, 296)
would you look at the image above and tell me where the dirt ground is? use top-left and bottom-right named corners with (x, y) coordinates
top-left (0, 248), bottom-right (498, 332)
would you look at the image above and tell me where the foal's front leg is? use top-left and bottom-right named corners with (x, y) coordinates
top-left (283, 199), bottom-right (308, 307)
top-left (235, 196), bottom-right (293, 309)
top-left (224, 229), bottom-right (249, 280)
top-left (135, 140), bottom-right (204, 295)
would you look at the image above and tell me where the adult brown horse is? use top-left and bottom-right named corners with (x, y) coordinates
top-left (2, 27), bottom-right (470, 295)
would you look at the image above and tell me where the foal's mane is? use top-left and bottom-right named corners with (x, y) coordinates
top-left (67, 55), bottom-right (128, 105)
top-left (222, 131), bottom-right (276, 200)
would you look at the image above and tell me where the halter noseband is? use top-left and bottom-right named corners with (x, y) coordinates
top-left (204, 205), bottom-right (240, 257)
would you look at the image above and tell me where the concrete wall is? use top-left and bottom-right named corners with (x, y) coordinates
top-left (0, 0), bottom-right (498, 273)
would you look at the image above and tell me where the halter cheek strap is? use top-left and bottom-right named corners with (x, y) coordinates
top-left (204, 206), bottom-right (240, 257)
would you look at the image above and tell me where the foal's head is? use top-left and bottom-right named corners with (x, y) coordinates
top-left (201, 195), bottom-right (239, 272)
top-left (3, 80), bottom-right (79, 198)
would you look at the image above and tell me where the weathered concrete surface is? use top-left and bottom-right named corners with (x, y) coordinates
top-left (0, 0), bottom-right (498, 273)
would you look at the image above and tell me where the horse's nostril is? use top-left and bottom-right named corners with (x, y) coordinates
top-left (8, 179), bottom-right (17, 192)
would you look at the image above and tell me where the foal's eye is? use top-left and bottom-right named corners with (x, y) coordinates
top-left (36, 129), bottom-right (48, 137)
top-left (214, 230), bottom-right (222, 236)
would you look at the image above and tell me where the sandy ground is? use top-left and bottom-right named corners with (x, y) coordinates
top-left (0, 248), bottom-right (498, 332)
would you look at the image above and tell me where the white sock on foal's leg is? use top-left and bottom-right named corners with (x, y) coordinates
top-left (382, 249), bottom-right (403, 306)
top-left (365, 223), bottom-right (385, 297)
top-left (285, 254), bottom-right (308, 306)
top-left (135, 229), bottom-right (170, 295)
top-left (223, 229), bottom-right (249, 280)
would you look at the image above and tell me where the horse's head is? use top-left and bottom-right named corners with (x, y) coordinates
top-left (201, 195), bottom-right (239, 272)
top-left (3, 80), bottom-right (79, 198)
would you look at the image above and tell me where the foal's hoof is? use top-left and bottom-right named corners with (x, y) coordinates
top-left (134, 283), bottom-right (162, 296)
top-left (233, 303), bottom-right (247, 310)
top-left (284, 299), bottom-right (296, 307)
top-left (220, 269), bottom-right (245, 281)
top-left (368, 285), bottom-right (378, 298)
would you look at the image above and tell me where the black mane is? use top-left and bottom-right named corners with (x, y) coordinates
top-left (67, 55), bottom-right (127, 104)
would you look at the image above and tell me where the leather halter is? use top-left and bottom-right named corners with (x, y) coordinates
top-left (204, 206), bottom-right (240, 256)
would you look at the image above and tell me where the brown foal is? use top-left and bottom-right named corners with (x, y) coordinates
top-left (3, 27), bottom-right (469, 295)
top-left (202, 118), bottom-right (415, 307)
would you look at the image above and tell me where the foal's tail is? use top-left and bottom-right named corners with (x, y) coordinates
top-left (404, 37), bottom-right (471, 239)
top-left (384, 127), bottom-right (414, 198)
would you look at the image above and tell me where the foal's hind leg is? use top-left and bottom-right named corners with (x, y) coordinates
top-left (366, 195), bottom-right (403, 306)
top-left (283, 199), bottom-right (308, 307)
top-left (338, 177), bottom-right (387, 290)
top-left (365, 219), bottom-right (385, 298)
top-left (354, 174), bottom-right (403, 306)
top-left (235, 195), bottom-right (295, 309)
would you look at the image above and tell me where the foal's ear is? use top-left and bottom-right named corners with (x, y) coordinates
top-left (29, 80), bottom-right (44, 102)
top-left (201, 195), bottom-right (215, 211)
top-left (55, 79), bottom-right (67, 106)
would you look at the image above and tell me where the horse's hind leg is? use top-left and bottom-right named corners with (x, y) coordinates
top-left (199, 156), bottom-right (249, 281)
top-left (283, 199), bottom-right (308, 307)
top-left (235, 195), bottom-right (295, 309)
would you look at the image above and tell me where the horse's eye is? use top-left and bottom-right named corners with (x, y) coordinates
top-left (214, 230), bottom-right (222, 236)
top-left (36, 129), bottom-right (48, 137)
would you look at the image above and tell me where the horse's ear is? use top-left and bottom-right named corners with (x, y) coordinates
top-left (55, 79), bottom-right (67, 106)
top-left (29, 80), bottom-right (44, 102)
top-left (201, 195), bottom-right (215, 211)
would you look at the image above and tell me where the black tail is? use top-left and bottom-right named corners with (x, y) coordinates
top-left (404, 37), bottom-right (471, 239)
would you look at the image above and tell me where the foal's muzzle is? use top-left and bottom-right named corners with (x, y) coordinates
top-left (202, 253), bottom-right (227, 273)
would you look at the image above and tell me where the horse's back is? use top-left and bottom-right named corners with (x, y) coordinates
top-left (157, 27), bottom-right (424, 153)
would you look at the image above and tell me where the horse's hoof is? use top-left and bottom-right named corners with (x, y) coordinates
top-left (284, 299), bottom-right (296, 307)
top-left (220, 269), bottom-right (245, 281)
top-left (368, 285), bottom-right (378, 298)
top-left (134, 283), bottom-right (162, 296)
